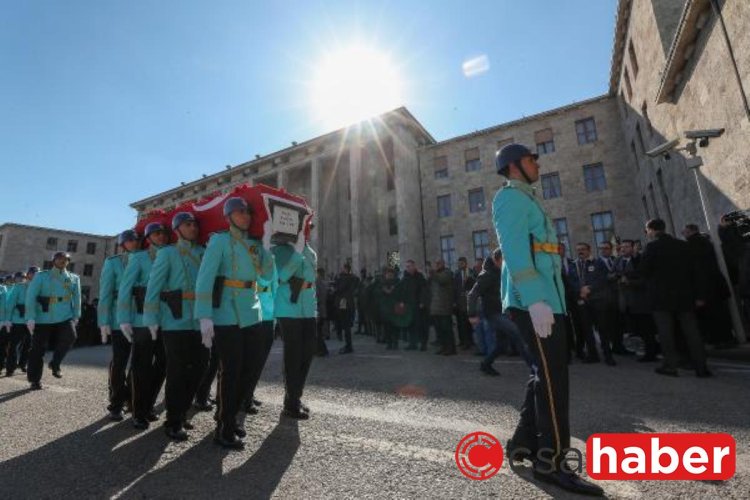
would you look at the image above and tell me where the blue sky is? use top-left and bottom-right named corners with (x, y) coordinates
top-left (0, 0), bottom-right (617, 235)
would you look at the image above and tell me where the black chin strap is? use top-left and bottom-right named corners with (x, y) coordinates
top-left (515, 160), bottom-right (533, 184)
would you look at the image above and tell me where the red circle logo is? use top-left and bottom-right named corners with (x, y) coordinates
top-left (455, 431), bottom-right (504, 480)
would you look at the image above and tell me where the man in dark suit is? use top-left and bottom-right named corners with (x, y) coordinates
top-left (558, 244), bottom-right (585, 361)
top-left (640, 219), bottom-right (711, 377)
top-left (615, 239), bottom-right (658, 361)
top-left (453, 257), bottom-right (474, 350)
top-left (334, 263), bottom-right (360, 354)
top-left (567, 242), bottom-right (616, 365)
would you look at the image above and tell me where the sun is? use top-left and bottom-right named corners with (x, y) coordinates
top-left (310, 45), bottom-right (404, 130)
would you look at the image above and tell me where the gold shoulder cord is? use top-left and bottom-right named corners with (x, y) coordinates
top-left (230, 232), bottom-right (262, 276)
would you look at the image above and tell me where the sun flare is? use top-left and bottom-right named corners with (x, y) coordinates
top-left (310, 45), bottom-right (404, 129)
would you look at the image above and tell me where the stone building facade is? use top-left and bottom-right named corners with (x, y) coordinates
top-left (0, 223), bottom-right (114, 300)
top-left (611, 0), bottom-right (750, 234)
top-left (131, 0), bottom-right (749, 274)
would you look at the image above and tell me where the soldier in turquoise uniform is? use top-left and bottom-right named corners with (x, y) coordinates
top-left (194, 197), bottom-right (274, 450)
top-left (25, 252), bottom-right (81, 389)
top-left (494, 144), bottom-right (602, 496)
top-left (272, 220), bottom-right (317, 420)
top-left (99, 229), bottom-right (140, 421)
top-left (0, 275), bottom-right (12, 372)
top-left (243, 261), bottom-right (278, 415)
top-left (3, 271), bottom-right (31, 376)
top-left (118, 222), bottom-right (170, 430)
top-left (16, 267), bottom-right (39, 373)
top-left (144, 212), bottom-right (208, 441)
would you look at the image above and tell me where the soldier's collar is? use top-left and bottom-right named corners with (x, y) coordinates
top-left (176, 238), bottom-right (195, 249)
top-left (504, 179), bottom-right (537, 196)
top-left (229, 225), bottom-right (247, 239)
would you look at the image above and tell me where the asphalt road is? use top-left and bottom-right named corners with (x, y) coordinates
top-left (1, 334), bottom-right (748, 499)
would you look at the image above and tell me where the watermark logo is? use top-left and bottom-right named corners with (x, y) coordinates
top-left (587, 433), bottom-right (736, 481)
top-left (454, 431), bottom-right (504, 480)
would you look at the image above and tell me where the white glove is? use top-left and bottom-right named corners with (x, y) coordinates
top-left (148, 325), bottom-right (159, 341)
top-left (71, 318), bottom-right (79, 329)
top-left (100, 325), bottom-right (112, 344)
top-left (200, 318), bottom-right (214, 349)
top-left (27, 320), bottom-right (35, 335)
top-left (528, 302), bottom-right (555, 339)
top-left (120, 323), bottom-right (134, 343)
top-left (3, 321), bottom-right (11, 332)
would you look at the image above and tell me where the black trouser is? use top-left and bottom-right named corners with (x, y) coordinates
top-left (244, 320), bottom-right (274, 405)
top-left (697, 300), bottom-right (734, 345)
top-left (628, 312), bottom-right (658, 357)
top-left (408, 309), bottom-right (428, 348)
top-left (431, 315), bottom-right (455, 353)
top-left (162, 330), bottom-right (209, 428)
top-left (507, 308), bottom-right (570, 471)
top-left (214, 324), bottom-right (264, 437)
top-left (3, 324), bottom-right (26, 373)
top-left (17, 328), bottom-right (31, 370)
top-left (129, 327), bottom-right (166, 420)
top-left (279, 317), bottom-right (316, 411)
top-left (589, 302), bottom-right (616, 362)
top-left (455, 310), bottom-right (473, 347)
top-left (652, 311), bottom-right (708, 371)
top-left (27, 321), bottom-right (76, 384)
top-left (316, 318), bottom-right (329, 355)
top-left (195, 343), bottom-right (218, 405)
top-left (576, 302), bottom-right (603, 360)
top-left (108, 330), bottom-right (132, 411)
top-left (384, 322), bottom-right (399, 348)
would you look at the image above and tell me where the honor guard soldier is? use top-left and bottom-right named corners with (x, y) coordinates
top-left (99, 230), bottom-right (140, 421)
top-left (0, 275), bottom-right (12, 372)
top-left (243, 251), bottom-right (278, 414)
top-left (194, 197), bottom-right (274, 450)
top-left (118, 222), bottom-right (169, 430)
top-left (17, 267), bottom-right (39, 372)
top-left (143, 212), bottom-right (207, 441)
top-left (25, 252), bottom-right (82, 389)
top-left (493, 144), bottom-right (603, 496)
top-left (3, 271), bottom-right (31, 376)
top-left (272, 217), bottom-right (317, 420)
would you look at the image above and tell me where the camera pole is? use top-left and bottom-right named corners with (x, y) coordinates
top-left (683, 151), bottom-right (747, 343)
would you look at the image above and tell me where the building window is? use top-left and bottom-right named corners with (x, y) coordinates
top-left (434, 156), bottom-right (448, 179)
top-left (83, 264), bottom-right (94, 277)
top-left (464, 147), bottom-right (481, 172)
top-left (553, 218), bottom-right (571, 258)
top-left (623, 67), bottom-right (633, 101)
top-left (591, 211), bottom-right (615, 247)
top-left (68, 263), bottom-right (75, 273)
top-left (472, 230), bottom-right (491, 260)
top-left (641, 102), bottom-right (653, 137)
top-left (43, 260), bottom-right (53, 270)
top-left (384, 138), bottom-right (395, 191)
top-left (583, 163), bottom-right (607, 192)
top-left (497, 137), bottom-right (514, 150)
top-left (468, 188), bottom-right (486, 213)
top-left (437, 194), bottom-right (452, 218)
top-left (0, 234), bottom-right (3, 248)
top-left (440, 235), bottom-right (456, 269)
top-left (630, 141), bottom-right (640, 171)
top-left (46, 237), bottom-right (58, 250)
top-left (388, 206), bottom-right (398, 236)
top-left (86, 242), bottom-right (97, 255)
top-left (386, 167), bottom-right (395, 191)
top-left (642, 196), bottom-right (650, 219)
top-left (67, 240), bottom-right (78, 253)
top-left (628, 40), bottom-right (639, 78)
top-left (535, 128), bottom-right (555, 155)
top-left (575, 117), bottom-right (598, 145)
top-left (541, 173), bottom-right (562, 199)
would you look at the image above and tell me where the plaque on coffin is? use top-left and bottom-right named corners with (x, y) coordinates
top-left (268, 197), bottom-right (308, 245)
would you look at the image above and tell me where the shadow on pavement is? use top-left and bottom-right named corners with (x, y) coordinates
top-left (0, 387), bottom-right (31, 406)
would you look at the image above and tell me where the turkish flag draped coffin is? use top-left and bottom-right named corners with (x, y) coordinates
top-left (135, 184), bottom-right (312, 247)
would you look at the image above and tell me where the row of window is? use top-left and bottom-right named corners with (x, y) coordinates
top-left (46, 237), bottom-right (98, 255)
top-left (438, 211), bottom-right (615, 267)
top-left (433, 117), bottom-right (598, 178)
top-left (41, 260), bottom-right (95, 276)
top-left (540, 163), bottom-right (607, 200)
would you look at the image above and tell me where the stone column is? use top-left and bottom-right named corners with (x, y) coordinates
top-left (394, 123), bottom-right (426, 265)
top-left (349, 144), bottom-right (362, 272)
top-left (277, 169), bottom-right (286, 189)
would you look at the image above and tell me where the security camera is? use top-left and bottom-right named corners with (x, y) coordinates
top-left (646, 138), bottom-right (680, 158)
top-left (684, 128), bottom-right (724, 139)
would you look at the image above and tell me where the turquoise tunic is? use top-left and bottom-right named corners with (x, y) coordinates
top-left (194, 228), bottom-right (274, 328)
top-left (492, 180), bottom-right (566, 314)
top-left (0, 285), bottom-right (7, 323)
top-left (98, 253), bottom-right (129, 330)
top-left (257, 264), bottom-right (279, 322)
top-left (143, 239), bottom-right (204, 331)
top-left (6, 282), bottom-right (29, 324)
top-left (117, 246), bottom-right (162, 327)
top-left (25, 268), bottom-right (82, 324)
top-left (272, 243), bottom-right (317, 319)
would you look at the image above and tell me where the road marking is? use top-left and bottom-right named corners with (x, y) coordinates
top-left (0, 377), bottom-right (77, 394)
